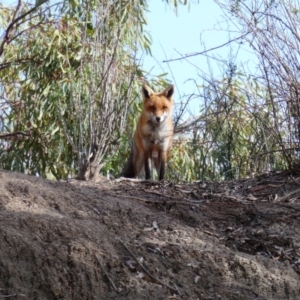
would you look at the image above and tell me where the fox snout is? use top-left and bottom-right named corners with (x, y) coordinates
top-left (151, 114), bottom-right (166, 124)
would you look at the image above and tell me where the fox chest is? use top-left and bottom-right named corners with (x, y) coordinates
top-left (141, 124), bottom-right (171, 151)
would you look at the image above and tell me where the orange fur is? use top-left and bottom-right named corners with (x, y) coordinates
top-left (122, 84), bottom-right (174, 180)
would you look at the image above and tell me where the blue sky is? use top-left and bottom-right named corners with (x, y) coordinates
top-left (143, 1), bottom-right (258, 115)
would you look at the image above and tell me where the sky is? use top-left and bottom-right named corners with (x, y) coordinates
top-left (143, 0), bottom-right (258, 116)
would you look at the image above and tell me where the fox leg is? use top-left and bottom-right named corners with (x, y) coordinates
top-left (158, 151), bottom-right (167, 181)
top-left (153, 157), bottom-right (159, 179)
top-left (144, 151), bottom-right (152, 180)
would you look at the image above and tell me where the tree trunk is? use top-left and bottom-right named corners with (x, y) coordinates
top-left (76, 162), bottom-right (105, 181)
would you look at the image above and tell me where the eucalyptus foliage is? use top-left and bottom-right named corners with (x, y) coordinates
top-left (4, 0), bottom-right (288, 183)
top-left (167, 72), bottom-right (287, 182)
top-left (0, 0), bottom-right (151, 179)
top-left (214, 0), bottom-right (300, 169)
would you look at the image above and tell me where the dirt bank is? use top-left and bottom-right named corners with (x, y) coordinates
top-left (0, 170), bottom-right (300, 299)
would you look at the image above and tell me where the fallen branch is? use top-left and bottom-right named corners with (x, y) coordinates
top-left (95, 254), bottom-right (119, 293)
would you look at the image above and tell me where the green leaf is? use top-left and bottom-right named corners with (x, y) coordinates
top-left (35, 0), bottom-right (48, 8)
top-left (50, 126), bottom-right (59, 136)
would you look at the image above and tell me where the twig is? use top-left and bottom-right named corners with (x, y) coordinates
top-left (290, 176), bottom-right (300, 186)
top-left (287, 213), bottom-right (300, 219)
top-left (109, 193), bottom-right (202, 206)
top-left (162, 33), bottom-right (248, 63)
top-left (115, 177), bottom-right (149, 183)
top-left (202, 193), bottom-right (240, 202)
top-left (111, 193), bottom-right (158, 203)
top-left (277, 188), bottom-right (300, 203)
top-left (0, 131), bottom-right (31, 139)
top-left (0, 294), bottom-right (25, 298)
top-left (143, 189), bottom-right (206, 203)
top-left (143, 189), bottom-right (177, 199)
top-left (95, 254), bottom-right (119, 293)
top-left (274, 203), bottom-right (300, 212)
top-left (0, 1), bottom-right (48, 57)
top-left (117, 238), bottom-right (179, 294)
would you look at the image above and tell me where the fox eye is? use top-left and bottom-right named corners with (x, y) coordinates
top-left (162, 106), bottom-right (167, 110)
top-left (149, 105), bottom-right (156, 111)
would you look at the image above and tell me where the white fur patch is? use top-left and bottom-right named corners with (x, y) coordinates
top-left (152, 151), bottom-right (158, 158)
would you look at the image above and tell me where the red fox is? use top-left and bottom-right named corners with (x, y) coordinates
top-left (122, 84), bottom-right (174, 180)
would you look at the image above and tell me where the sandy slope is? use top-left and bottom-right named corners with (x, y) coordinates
top-left (0, 170), bottom-right (299, 299)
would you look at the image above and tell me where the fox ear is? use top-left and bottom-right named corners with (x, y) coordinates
top-left (142, 85), bottom-right (154, 99)
top-left (162, 84), bottom-right (174, 99)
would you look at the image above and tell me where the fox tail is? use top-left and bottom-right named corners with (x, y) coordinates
top-left (120, 146), bottom-right (135, 178)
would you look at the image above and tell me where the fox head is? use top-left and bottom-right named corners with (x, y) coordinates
top-left (142, 84), bottom-right (174, 124)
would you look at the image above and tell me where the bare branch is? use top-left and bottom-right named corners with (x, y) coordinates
top-left (162, 33), bottom-right (248, 63)
top-left (0, 131), bottom-right (30, 139)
